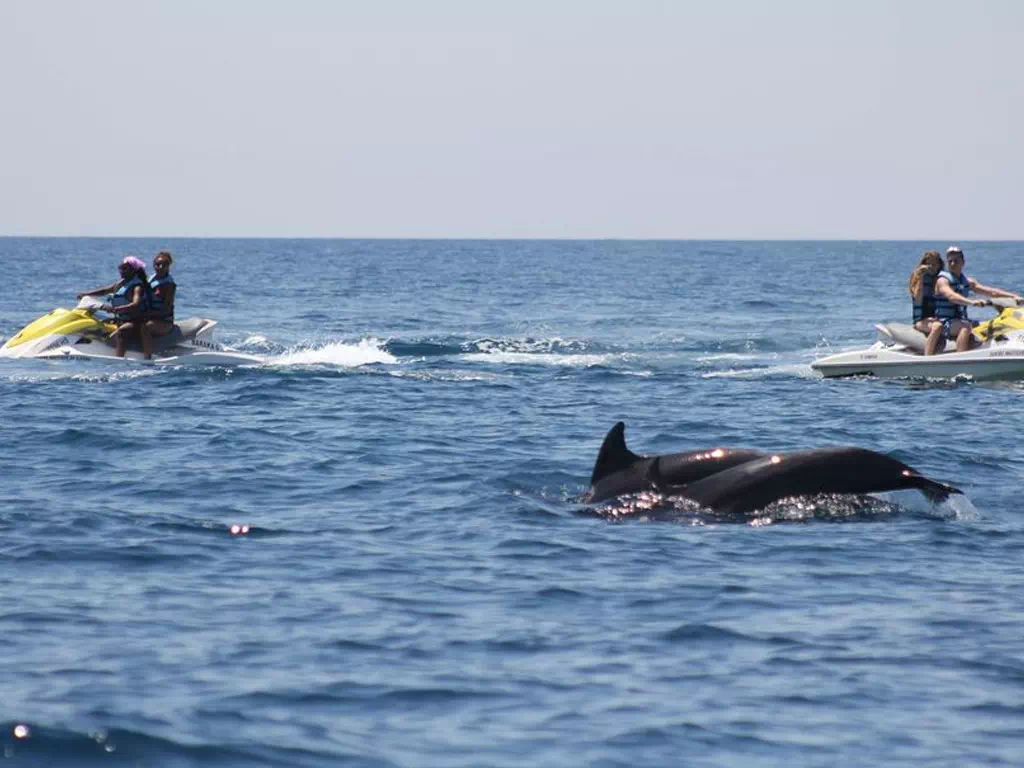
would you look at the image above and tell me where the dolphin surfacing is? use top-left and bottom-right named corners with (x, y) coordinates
top-left (585, 423), bottom-right (963, 514)
top-left (678, 447), bottom-right (963, 514)
top-left (585, 422), bottom-right (766, 503)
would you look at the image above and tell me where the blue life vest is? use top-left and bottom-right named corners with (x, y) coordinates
top-left (110, 275), bottom-right (149, 317)
top-left (149, 273), bottom-right (176, 321)
top-left (934, 270), bottom-right (971, 320)
top-left (912, 272), bottom-right (936, 322)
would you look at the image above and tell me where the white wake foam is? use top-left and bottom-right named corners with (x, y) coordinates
top-left (874, 489), bottom-right (980, 521)
top-left (694, 352), bottom-right (764, 363)
top-left (268, 339), bottom-right (397, 368)
top-left (461, 351), bottom-right (614, 367)
top-left (702, 362), bottom-right (818, 379)
top-left (943, 493), bottom-right (981, 521)
top-left (2, 363), bottom-right (162, 384)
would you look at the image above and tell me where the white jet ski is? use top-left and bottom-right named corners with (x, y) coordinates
top-left (0, 296), bottom-right (264, 366)
top-left (811, 298), bottom-right (1024, 380)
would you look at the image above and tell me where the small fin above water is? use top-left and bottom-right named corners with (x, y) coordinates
top-left (590, 422), bottom-right (641, 486)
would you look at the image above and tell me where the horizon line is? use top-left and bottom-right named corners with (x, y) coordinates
top-left (2, 235), bottom-right (1022, 243)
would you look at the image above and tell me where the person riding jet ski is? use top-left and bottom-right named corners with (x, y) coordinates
top-left (138, 251), bottom-right (177, 360)
top-left (76, 255), bottom-right (153, 357)
top-left (908, 250), bottom-right (945, 355)
top-left (933, 246), bottom-right (1022, 353)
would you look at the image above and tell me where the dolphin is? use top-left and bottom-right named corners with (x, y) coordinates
top-left (678, 447), bottom-right (963, 514)
top-left (585, 422), bottom-right (766, 503)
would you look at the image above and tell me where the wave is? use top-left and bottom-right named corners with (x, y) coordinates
top-left (386, 369), bottom-right (500, 383)
top-left (265, 339), bottom-right (397, 368)
top-left (660, 623), bottom-right (799, 645)
top-left (0, 722), bottom-right (332, 768)
top-left (461, 336), bottom-right (621, 367)
top-left (385, 335), bottom-right (615, 359)
top-left (0, 334), bottom-right (859, 379)
top-left (460, 350), bottom-right (616, 367)
top-left (1, 363), bottom-right (163, 384)
top-left (383, 335), bottom-right (622, 368)
top-left (148, 518), bottom-right (284, 538)
top-left (582, 490), bottom-right (976, 525)
top-left (466, 337), bottom-right (602, 355)
top-left (244, 334), bottom-right (615, 368)
top-left (383, 338), bottom-right (466, 358)
top-left (668, 336), bottom-right (790, 355)
top-left (693, 352), bottom-right (765, 363)
top-left (701, 362), bottom-right (819, 379)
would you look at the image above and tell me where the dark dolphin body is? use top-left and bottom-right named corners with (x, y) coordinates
top-left (585, 422), bottom-right (765, 503)
top-left (679, 447), bottom-right (963, 514)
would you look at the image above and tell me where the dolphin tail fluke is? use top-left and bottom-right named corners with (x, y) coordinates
top-left (590, 422), bottom-right (642, 485)
top-left (913, 475), bottom-right (963, 504)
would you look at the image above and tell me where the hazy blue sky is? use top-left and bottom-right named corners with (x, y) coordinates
top-left (1, 1), bottom-right (1021, 238)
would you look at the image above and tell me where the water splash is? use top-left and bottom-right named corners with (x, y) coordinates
top-left (236, 334), bottom-right (273, 350)
top-left (584, 490), bottom-right (975, 525)
top-left (701, 362), bottom-right (818, 379)
top-left (460, 337), bottom-right (617, 367)
top-left (461, 351), bottom-right (614, 367)
top-left (2, 366), bottom-right (163, 384)
top-left (267, 339), bottom-right (397, 367)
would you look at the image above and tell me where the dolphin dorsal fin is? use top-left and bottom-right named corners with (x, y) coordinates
top-left (590, 422), bottom-right (642, 485)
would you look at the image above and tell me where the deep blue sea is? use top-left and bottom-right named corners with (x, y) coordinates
top-left (2, 239), bottom-right (1023, 767)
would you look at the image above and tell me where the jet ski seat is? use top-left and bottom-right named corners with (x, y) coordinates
top-left (111, 317), bottom-right (212, 354)
top-left (877, 323), bottom-right (955, 354)
top-left (147, 318), bottom-right (211, 354)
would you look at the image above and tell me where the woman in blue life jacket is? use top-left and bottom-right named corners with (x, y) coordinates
top-left (76, 255), bottom-right (153, 357)
top-left (934, 245), bottom-right (1023, 353)
top-left (908, 250), bottom-right (945, 356)
top-left (139, 251), bottom-right (177, 360)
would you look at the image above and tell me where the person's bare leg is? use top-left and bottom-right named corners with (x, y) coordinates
top-left (115, 322), bottom-right (137, 358)
top-left (141, 321), bottom-right (154, 360)
top-left (956, 324), bottom-right (972, 352)
top-left (925, 322), bottom-right (943, 356)
top-left (113, 327), bottom-right (127, 357)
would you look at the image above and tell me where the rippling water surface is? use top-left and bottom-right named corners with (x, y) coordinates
top-left (2, 239), bottom-right (1023, 766)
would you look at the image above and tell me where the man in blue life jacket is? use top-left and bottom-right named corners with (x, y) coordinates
top-left (932, 246), bottom-right (1022, 353)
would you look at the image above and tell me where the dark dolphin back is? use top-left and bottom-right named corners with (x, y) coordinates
top-left (800, 448), bottom-right (962, 501)
top-left (680, 447), bottom-right (963, 514)
top-left (586, 423), bottom-right (765, 504)
top-left (590, 422), bottom-right (641, 486)
top-left (653, 448), bottom-right (766, 489)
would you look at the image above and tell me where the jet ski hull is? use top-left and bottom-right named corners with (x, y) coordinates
top-left (1, 305), bottom-right (263, 366)
top-left (813, 303), bottom-right (1024, 380)
top-left (812, 341), bottom-right (1024, 380)
top-left (39, 345), bottom-right (265, 366)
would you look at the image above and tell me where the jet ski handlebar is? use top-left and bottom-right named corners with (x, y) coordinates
top-left (76, 296), bottom-right (106, 313)
top-left (984, 297), bottom-right (1024, 310)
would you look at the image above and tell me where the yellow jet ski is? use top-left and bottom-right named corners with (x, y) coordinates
top-left (1, 297), bottom-right (264, 366)
top-left (972, 303), bottom-right (1024, 343)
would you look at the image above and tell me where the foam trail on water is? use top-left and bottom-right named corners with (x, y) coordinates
top-left (268, 339), bottom-right (398, 367)
top-left (943, 493), bottom-right (980, 521)
top-left (695, 352), bottom-right (763, 362)
top-left (238, 334), bottom-right (272, 348)
top-left (2, 364), bottom-right (163, 384)
top-left (875, 489), bottom-right (980, 521)
top-left (461, 351), bottom-right (613, 367)
top-left (702, 362), bottom-right (818, 379)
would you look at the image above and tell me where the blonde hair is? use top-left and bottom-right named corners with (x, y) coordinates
top-left (909, 250), bottom-right (943, 298)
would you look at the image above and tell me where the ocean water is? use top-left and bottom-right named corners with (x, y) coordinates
top-left (1, 238), bottom-right (1023, 767)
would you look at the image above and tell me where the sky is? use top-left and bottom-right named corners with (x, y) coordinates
top-left (1, 0), bottom-right (1021, 238)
